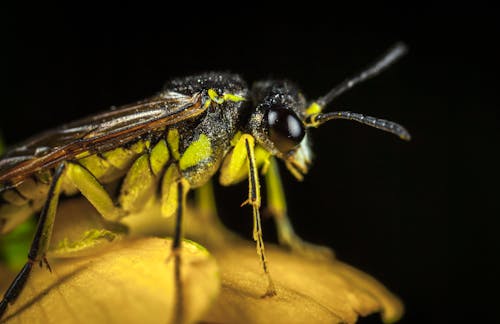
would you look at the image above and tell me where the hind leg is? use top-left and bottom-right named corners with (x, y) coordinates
top-left (0, 163), bottom-right (66, 319)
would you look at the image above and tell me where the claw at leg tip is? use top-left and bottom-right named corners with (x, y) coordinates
top-left (261, 280), bottom-right (277, 298)
top-left (261, 288), bottom-right (277, 298)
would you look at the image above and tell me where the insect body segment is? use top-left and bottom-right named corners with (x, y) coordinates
top-left (1, 45), bottom-right (410, 319)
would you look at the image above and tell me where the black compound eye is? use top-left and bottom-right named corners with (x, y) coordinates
top-left (265, 105), bottom-right (305, 153)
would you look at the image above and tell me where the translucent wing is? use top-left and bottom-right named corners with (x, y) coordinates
top-left (0, 91), bottom-right (205, 187)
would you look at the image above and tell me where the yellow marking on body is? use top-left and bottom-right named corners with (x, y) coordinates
top-left (231, 131), bottom-right (243, 146)
top-left (208, 89), bottom-right (224, 104)
top-left (222, 93), bottom-right (245, 102)
top-left (167, 129), bottom-right (180, 160)
top-left (119, 154), bottom-right (155, 213)
top-left (130, 140), bottom-right (149, 154)
top-left (203, 99), bottom-right (212, 109)
top-left (305, 102), bottom-right (322, 116)
top-left (79, 154), bottom-right (113, 180)
top-left (219, 133), bottom-right (251, 186)
top-left (161, 164), bottom-right (178, 218)
top-left (75, 151), bottom-right (90, 160)
top-left (102, 147), bottom-right (137, 170)
top-left (206, 88), bottom-right (246, 108)
top-left (161, 164), bottom-right (190, 218)
top-left (179, 134), bottom-right (212, 171)
top-left (149, 139), bottom-right (170, 176)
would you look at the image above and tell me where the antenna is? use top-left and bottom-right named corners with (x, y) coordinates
top-left (316, 43), bottom-right (408, 108)
top-left (309, 111), bottom-right (411, 140)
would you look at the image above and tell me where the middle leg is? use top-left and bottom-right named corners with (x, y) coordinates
top-left (265, 157), bottom-right (334, 259)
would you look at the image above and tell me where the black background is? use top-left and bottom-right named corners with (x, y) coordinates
top-left (0, 4), bottom-right (495, 324)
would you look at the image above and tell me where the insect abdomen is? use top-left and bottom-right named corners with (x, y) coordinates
top-left (0, 139), bottom-right (153, 234)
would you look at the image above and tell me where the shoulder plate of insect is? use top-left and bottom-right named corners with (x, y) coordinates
top-left (0, 43), bottom-right (410, 318)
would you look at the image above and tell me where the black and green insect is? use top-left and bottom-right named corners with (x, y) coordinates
top-left (0, 43), bottom-right (410, 318)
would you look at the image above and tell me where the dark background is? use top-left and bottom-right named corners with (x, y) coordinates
top-left (0, 4), bottom-right (495, 324)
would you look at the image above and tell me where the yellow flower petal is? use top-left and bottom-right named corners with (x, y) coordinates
top-left (203, 239), bottom-right (403, 324)
top-left (122, 201), bottom-right (404, 323)
top-left (0, 238), bottom-right (220, 324)
top-left (1, 197), bottom-right (403, 324)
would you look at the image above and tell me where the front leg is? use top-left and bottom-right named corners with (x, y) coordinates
top-left (220, 134), bottom-right (276, 297)
top-left (265, 157), bottom-right (334, 259)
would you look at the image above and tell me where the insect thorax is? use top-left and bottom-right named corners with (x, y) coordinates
top-left (163, 72), bottom-right (250, 187)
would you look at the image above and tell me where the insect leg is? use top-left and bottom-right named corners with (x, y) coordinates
top-left (194, 180), bottom-right (217, 218)
top-left (160, 163), bottom-right (189, 324)
top-left (240, 135), bottom-right (276, 297)
top-left (118, 139), bottom-right (170, 214)
top-left (119, 154), bottom-right (158, 213)
top-left (172, 179), bottom-right (188, 250)
top-left (0, 163), bottom-right (66, 319)
top-left (171, 180), bottom-right (188, 324)
top-left (265, 157), bottom-right (334, 259)
top-left (65, 162), bottom-right (123, 221)
top-left (193, 180), bottom-right (234, 246)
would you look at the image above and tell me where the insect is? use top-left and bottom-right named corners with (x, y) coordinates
top-left (0, 43), bottom-right (410, 318)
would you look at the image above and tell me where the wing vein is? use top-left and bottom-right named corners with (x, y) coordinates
top-left (0, 93), bottom-right (204, 187)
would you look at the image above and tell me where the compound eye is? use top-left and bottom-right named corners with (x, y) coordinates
top-left (266, 105), bottom-right (305, 153)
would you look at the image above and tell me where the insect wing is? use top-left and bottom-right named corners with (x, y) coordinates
top-left (0, 92), bottom-right (205, 187)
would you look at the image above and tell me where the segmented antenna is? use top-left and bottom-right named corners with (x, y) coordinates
top-left (316, 43), bottom-right (408, 107)
top-left (313, 111), bottom-right (411, 140)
